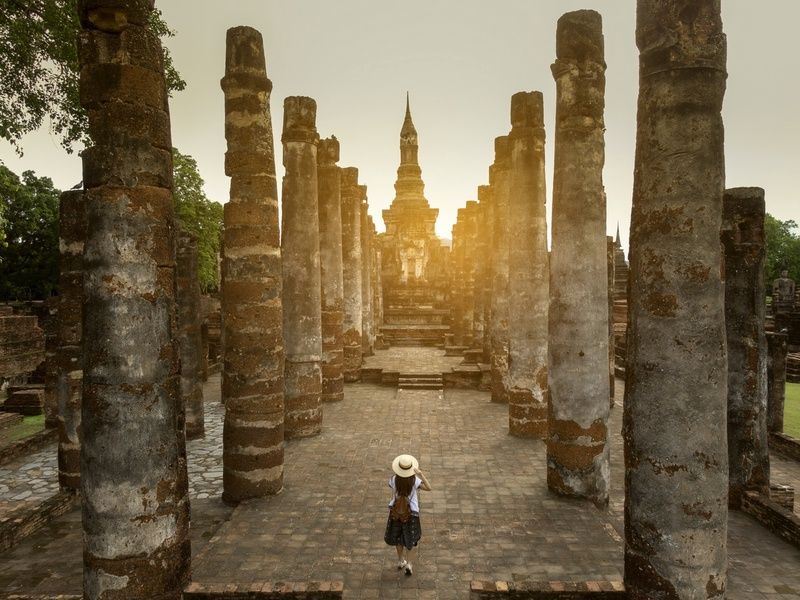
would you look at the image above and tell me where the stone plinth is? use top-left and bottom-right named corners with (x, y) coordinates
top-left (318, 137), bottom-right (344, 403)
top-left (281, 95), bottom-right (322, 438)
top-left (221, 26), bottom-right (284, 502)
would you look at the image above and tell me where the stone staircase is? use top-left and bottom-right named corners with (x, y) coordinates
top-left (397, 373), bottom-right (443, 390)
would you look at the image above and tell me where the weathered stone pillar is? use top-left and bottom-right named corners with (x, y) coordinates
top-left (359, 186), bottom-right (374, 357)
top-left (281, 96), bottom-right (322, 438)
top-left (547, 11), bottom-right (610, 504)
top-left (177, 230), bottom-right (205, 439)
top-left (369, 216), bottom-right (382, 341)
top-left (507, 91), bottom-right (548, 439)
top-left (317, 136), bottom-right (344, 404)
top-left (57, 190), bottom-right (84, 491)
top-left (723, 187), bottom-right (769, 507)
top-left (625, 1), bottom-right (728, 597)
top-left (607, 237), bottom-right (616, 403)
top-left (472, 201), bottom-right (486, 351)
top-left (221, 26), bottom-right (284, 502)
top-left (43, 298), bottom-right (59, 428)
top-left (489, 137), bottom-right (511, 404)
top-left (77, 1), bottom-right (190, 595)
top-left (766, 331), bottom-right (788, 433)
top-left (341, 167), bottom-right (363, 380)
top-left (479, 185), bottom-right (494, 363)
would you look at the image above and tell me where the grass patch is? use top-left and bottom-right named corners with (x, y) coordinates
top-left (784, 383), bottom-right (800, 439)
top-left (0, 413), bottom-right (46, 446)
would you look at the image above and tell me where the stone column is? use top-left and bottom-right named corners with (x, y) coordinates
top-left (723, 187), bottom-right (769, 507)
top-left (221, 26), bottom-right (284, 502)
top-left (479, 185), bottom-right (494, 363)
top-left (369, 216), bottom-right (382, 341)
top-left (625, 1), bottom-right (728, 597)
top-left (472, 201), bottom-right (486, 351)
top-left (281, 96), bottom-right (322, 438)
top-left (489, 137), bottom-right (511, 404)
top-left (451, 215), bottom-right (465, 346)
top-left (360, 186), bottom-right (374, 357)
top-left (547, 11), bottom-right (610, 505)
top-left (77, 1), bottom-right (190, 595)
top-left (56, 190), bottom-right (84, 491)
top-left (507, 91), bottom-right (548, 439)
top-left (318, 136), bottom-right (344, 403)
top-left (43, 298), bottom-right (59, 428)
top-left (607, 237), bottom-right (616, 403)
top-left (341, 167), bottom-right (363, 380)
top-left (766, 331), bottom-right (788, 433)
top-left (177, 230), bottom-right (205, 439)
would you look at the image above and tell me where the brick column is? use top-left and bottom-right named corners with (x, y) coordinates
top-left (359, 185), bottom-right (374, 357)
top-left (625, 1), bottom-right (728, 596)
top-left (281, 96), bottom-right (322, 438)
top-left (56, 190), bottom-right (84, 491)
top-left (318, 137), bottom-right (344, 403)
top-left (77, 1), bottom-right (189, 595)
top-left (547, 10), bottom-right (610, 505)
top-left (177, 230), bottom-right (205, 439)
top-left (479, 185), bottom-right (494, 364)
top-left (221, 26), bottom-right (284, 502)
top-left (489, 136), bottom-right (511, 404)
top-left (766, 331), bottom-right (788, 434)
top-left (341, 167), bottom-right (363, 381)
top-left (507, 91), bottom-right (548, 439)
top-left (723, 187), bottom-right (769, 507)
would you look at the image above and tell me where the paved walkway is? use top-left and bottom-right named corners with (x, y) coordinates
top-left (0, 349), bottom-right (799, 598)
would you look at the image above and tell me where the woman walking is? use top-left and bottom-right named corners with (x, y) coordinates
top-left (384, 454), bottom-right (431, 576)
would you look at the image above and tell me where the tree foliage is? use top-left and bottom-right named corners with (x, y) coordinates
top-left (765, 213), bottom-right (800, 288)
top-left (0, 165), bottom-right (60, 300)
top-left (0, 0), bottom-right (185, 154)
top-left (172, 148), bottom-right (223, 293)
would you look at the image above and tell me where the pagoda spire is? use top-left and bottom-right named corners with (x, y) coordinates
top-left (615, 221), bottom-right (621, 246)
top-left (400, 91), bottom-right (418, 150)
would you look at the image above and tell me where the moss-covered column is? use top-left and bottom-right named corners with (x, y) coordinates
top-left (624, 1), bottom-right (728, 597)
top-left (722, 187), bottom-right (769, 507)
top-left (78, 1), bottom-right (190, 595)
top-left (177, 230), bottom-right (205, 439)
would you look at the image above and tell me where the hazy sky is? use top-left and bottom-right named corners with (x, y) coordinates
top-left (1, 1), bottom-right (798, 250)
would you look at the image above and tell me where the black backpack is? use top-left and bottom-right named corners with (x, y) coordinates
top-left (389, 493), bottom-right (412, 523)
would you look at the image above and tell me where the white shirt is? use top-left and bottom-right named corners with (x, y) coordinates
top-left (388, 475), bottom-right (423, 513)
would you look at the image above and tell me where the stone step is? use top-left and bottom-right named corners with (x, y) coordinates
top-left (399, 382), bottom-right (443, 390)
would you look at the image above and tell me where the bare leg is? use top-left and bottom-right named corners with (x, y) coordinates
top-left (395, 544), bottom-right (405, 562)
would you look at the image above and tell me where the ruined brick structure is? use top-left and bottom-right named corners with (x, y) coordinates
top-left (221, 26), bottom-right (284, 501)
top-left (722, 187), bottom-right (770, 507)
top-left (359, 185), bottom-right (374, 357)
top-left (78, 0), bottom-right (190, 595)
top-left (625, 0), bottom-right (729, 596)
top-left (478, 185), bottom-right (494, 363)
top-left (177, 230), bottom-right (205, 439)
top-left (489, 136), bottom-right (511, 404)
top-left (318, 137), bottom-right (345, 403)
top-left (340, 167), bottom-right (363, 381)
top-left (281, 96), bottom-right (323, 438)
top-left (56, 190), bottom-right (84, 492)
top-left (547, 11), bottom-right (610, 505)
top-left (766, 331), bottom-right (788, 433)
top-left (507, 91), bottom-right (549, 439)
top-left (450, 202), bottom-right (479, 348)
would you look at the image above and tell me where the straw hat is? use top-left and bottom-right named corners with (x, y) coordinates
top-left (392, 454), bottom-right (419, 477)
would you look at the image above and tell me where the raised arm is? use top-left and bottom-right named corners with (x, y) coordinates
top-left (414, 467), bottom-right (432, 491)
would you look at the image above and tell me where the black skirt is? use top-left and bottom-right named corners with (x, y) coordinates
top-left (384, 512), bottom-right (422, 549)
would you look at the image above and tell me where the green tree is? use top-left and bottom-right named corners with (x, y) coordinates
top-left (0, 0), bottom-right (185, 154)
top-left (0, 166), bottom-right (60, 300)
top-left (765, 213), bottom-right (800, 289)
top-left (172, 148), bottom-right (223, 293)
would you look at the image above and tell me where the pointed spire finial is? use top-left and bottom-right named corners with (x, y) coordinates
top-left (401, 91), bottom-right (417, 141)
top-left (615, 222), bottom-right (621, 246)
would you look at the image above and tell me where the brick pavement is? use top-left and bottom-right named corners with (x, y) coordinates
top-left (0, 349), bottom-right (799, 598)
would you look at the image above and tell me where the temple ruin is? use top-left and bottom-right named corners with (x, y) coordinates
top-left (1, 2), bottom-right (799, 599)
